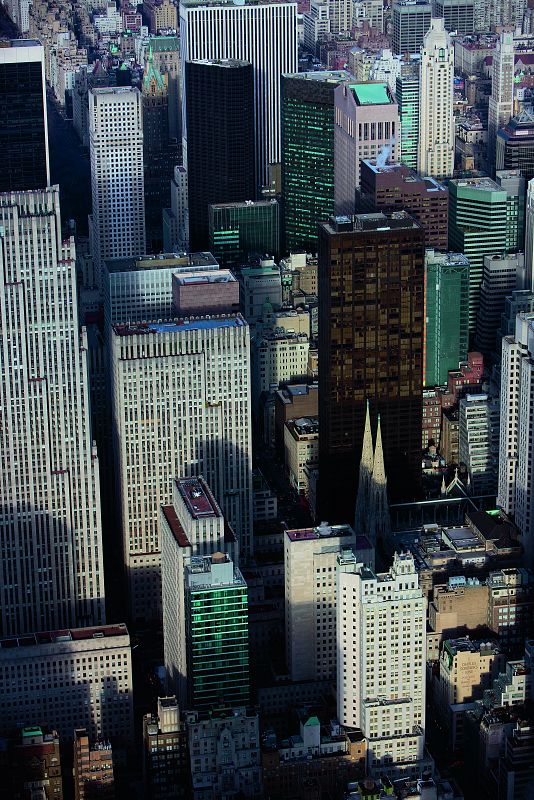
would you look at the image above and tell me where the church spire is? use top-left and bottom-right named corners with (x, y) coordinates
top-left (371, 413), bottom-right (386, 485)
top-left (368, 413), bottom-right (391, 549)
top-left (354, 400), bottom-right (374, 534)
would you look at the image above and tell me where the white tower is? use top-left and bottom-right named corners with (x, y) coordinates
top-left (89, 87), bottom-right (146, 284)
top-left (498, 311), bottom-right (534, 567)
top-left (180, 0), bottom-right (298, 188)
top-left (337, 551), bottom-right (427, 777)
top-left (488, 31), bottom-right (515, 173)
top-left (0, 187), bottom-right (105, 636)
top-left (418, 17), bottom-right (454, 179)
top-left (525, 178), bottom-right (534, 291)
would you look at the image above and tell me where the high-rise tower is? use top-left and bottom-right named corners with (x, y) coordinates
top-left (180, 0), bottom-right (298, 189)
top-left (0, 187), bottom-right (105, 636)
top-left (89, 87), bottom-right (146, 283)
top-left (488, 30), bottom-right (514, 175)
top-left (418, 17), bottom-right (454, 180)
top-left (0, 40), bottom-right (50, 193)
top-left (318, 212), bottom-right (425, 522)
top-left (185, 59), bottom-right (256, 252)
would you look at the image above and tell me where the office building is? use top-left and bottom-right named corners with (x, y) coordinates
top-left (73, 729), bottom-right (114, 800)
top-left (239, 259), bottom-right (283, 322)
top-left (281, 71), bottom-right (349, 253)
top-left (448, 177), bottom-right (509, 337)
top-left (496, 110), bottom-right (534, 184)
top-left (459, 393), bottom-right (499, 495)
top-left (424, 250), bottom-right (469, 387)
top-left (185, 552), bottom-right (249, 709)
top-left (392, 1), bottom-right (432, 55)
top-left (433, 0), bottom-right (474, 32)
top-left (89, 87), bottom-right (145, 282)
top-left (303, 0), bottom-right (331, 51)
top-left (253, 332), bottom-right (310, 406)
top-left (0, 40), bottom-right (50, 192)
top-left (111, 298), bottom-right (253, 622)
top-left (144, 0), bottom-right (178, 32)
top-left (0, 625), bottom-right (133, 747)
top-left (318, 212), bottom-right (424, 521)
top-left (334, 82), bottom-right (401, 212)
top-left (476, 254), bottom-right (524, 359)
top-left (370, 49), bottom-right (401, 92)
top-left (396, 64), bottom-right (420, 170)
top-left (5, 727), bottom-right (63, 800)
top-left (180, 0), bottom-right (298, 188)
top-left (488, 31), bottom-right (514, 174)
top-left (284, 523), bottom-right (360, 682)
top-left (337, 551), bottom-right (427, 778)
top-left (0, 187), bottom-right (105, 637)
top-left (185, 707), bottom-right (262, 799)
top-left (496, 169), bottom-right (525, 253)
top-left (161, 477), bottom-right (238, 706)
top-left (142, 53), bottom-right (181, 253)
top-left (185, 59), bottom-right (256, 251)
top-left (275, 383), bottom-right (319, 455)
top-left (525, 178), bottom-right (534, 291)
top-left (358, 159), bottom-right (448, 250)
top-left (163, 165), bottom-right (189, 253)
top-left (418, 18), bottom-right (454, 180)
top-left (284, 416), bottom-right (319, 496)
top-left (498, 312), bottom-right (534, 566)
top-left (143, 697), bottom-right (189, 800)
top-left (209, 199), bottom-right (280, 270)
top-left (147, 35), bottom-right (182, 143)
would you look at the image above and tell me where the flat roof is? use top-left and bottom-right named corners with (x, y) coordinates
top-left (173, 270), bottom-right (236, 286)
top-left (177, 477), bottom-right (221, 520)
top-left (113, 316), bottom-right (246, 336)
top-left (351, 83), bottom-right (392, 106)
top-left (106, 252), bottom-right (219, 273)
top-left (161, 505), bottom-right (192, 548)
top-left (283, 69), bottom-right (352, 83)
top-left (0, 624), bottom-right (129, 650)
top-left (286, 523), bottom-right (354, 542)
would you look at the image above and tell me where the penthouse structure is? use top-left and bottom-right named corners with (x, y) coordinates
top-left (111, 298), bottom-right (252, 623)
top-left (0, 626), bottom-right (133, 748)
top-left (358, 159), bottom-right (448, 250)
top-left (143, 697), bottom-right (189, 799)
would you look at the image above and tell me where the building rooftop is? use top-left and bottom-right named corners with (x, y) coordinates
top-left (444, 636), bottom-right (500, 657)
top-left (283, 69), bottom-right (352, 83)
top-left (288, 416), bottom-right (319, 436)
top-left (1, 39), bottom-right (42, 48)
top-left (181, 0), bottom-right (292, 7)
top-left (451, 176), bottom-right (503, 192)
top-left (210, 198), bottom-right (278, 209)
top-left (162, 505), bottom-right (191, 548)
top-left (350, 82), bottom-right (393, 106)
top-left (362, 160), bottom-right (446, 193)
top-left (172, 269), bottom-right (236, 286)
top-left (0, 624), bottom-right (129, 650)
top-left (286, 522), bottom-right (355, 542)
top-left (106, 251), bottom-right (218, 274)
top-left (177, 477), bottom-right (221, 520)
top-left (113, 315), bottom-right (246, 336)
top-left (188, 57), bottom-right (251, 68)
top-left (322, 210), bottom-right (420, 235)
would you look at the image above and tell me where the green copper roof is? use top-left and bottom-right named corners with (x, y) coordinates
top-left (351, 83), bottom-right (391, 106)
top-left (22, 726), bottom-right (42, 737)
top-left (150, 35), bottom-right (179, 52)
top-left (143, 51), bottom-right (166, 94)
top-left (304, 715), bottom-right (320, 727)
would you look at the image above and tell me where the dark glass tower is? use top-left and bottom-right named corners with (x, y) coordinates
top-left (318, 212), bottom-right (425, 522)
top-left (185, 59), bottom-right (255, 252)
top-left (281, 71), bottom-right (347, 254)
top-left (0, 40), bottom-right (49, 193)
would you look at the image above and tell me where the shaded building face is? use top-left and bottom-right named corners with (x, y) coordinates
top-left (0, 56), bottom-right (48, 192)
top-left (318, 215), bottom-right (424, 522)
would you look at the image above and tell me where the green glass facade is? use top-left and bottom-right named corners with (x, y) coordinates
top-left (448, 179), bottom-right (509, 338)
top-left (396, 72), bottom-right (419, 170)
top-left (208, 199), bottom-right (280, 269)
top-left (186, 570), bottom-right (249, 710)
top-left (425, 251), bottom-right (469, 387)
top-left (282, 72), bottom-right (347, 254)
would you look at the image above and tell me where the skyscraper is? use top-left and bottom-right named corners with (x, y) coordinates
top-left (418, 17), bottom-right (454, 180)
top-left (459, 393), bottom-right (499, 495)
top-left (424, 250), bottom-right (469, 386)
top-left (495, 169), bottom-right (525, 252)
top-left (185, 59), bottom-right (256, 252)
top-left (433, 0), bottom-right (475, 33)
top-left (496, 110), bottom-right (534, 184)
top-left (334, 81), bottom-right (401, 213)
top-left (111, 275), bottom-right (253, 623)
top-left (392, 0), bottom-right (432, 55)
top-left (396, 63), bottom-right (420, 170)
top-left (498, 311), bottom-right (534, 567)
top-left (318, 212), bottom-right (425, 522)
top-left (281, 70), bottom-right (349, 253)
top-left (208, 199), bottom-right (280, 269)
top-left (488, 30), bottom-right (514, 174)
top-left (180, 0), bottom-right (298, 188)
top-left (337, 551), bottom-right (427, 777)
top-left (476, 254), bottom-right (522, 360)
top-left (448, 177), bottom-right (509, 337)
top-left (0, 40), bottom-right (50, 193)
top-left (89, 87), bottom-right (146, 283)
top-left (0, 187), bottom-right (105, 636)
